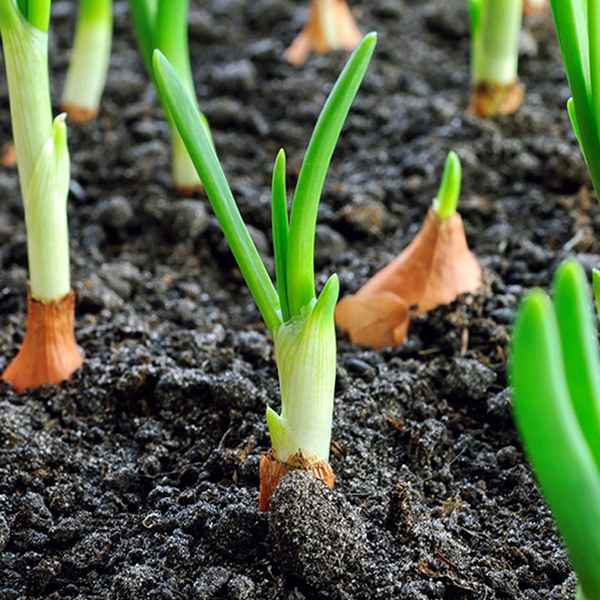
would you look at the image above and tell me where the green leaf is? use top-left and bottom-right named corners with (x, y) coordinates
top-left (26, 0), bottom-right (49, 32)
top-left (553, 260), bottom-right (600, 472)
top-left (286, 32), bottom-right (377, 316)
top-left (468, 0), bottom-right (483, 37)
top-left (433, 151), bottom-right (461, 220)
top-left (593, 268), bottom-right (600, 317)
top-left (549, 0), bottom-right (600, 197)
top-left (128, 0), bottom-right (157, 75)
top-left (152, 50), bottom-right (281, 333)
top-left (272, 149), bottom-right (290, 322)
top-left (510, 277), bottom-right (600, 600)
top-left (567, 97), bottom-right (586, 160)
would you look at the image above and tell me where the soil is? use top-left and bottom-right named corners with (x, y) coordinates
top-left (0, 0), bottom-right (595, 598)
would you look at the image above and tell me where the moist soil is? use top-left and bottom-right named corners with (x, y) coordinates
top-left (0, 0), bottom-right (595, 598)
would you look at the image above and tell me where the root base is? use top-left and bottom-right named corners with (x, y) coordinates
top-left (2, 289), bottom-right (83, 393)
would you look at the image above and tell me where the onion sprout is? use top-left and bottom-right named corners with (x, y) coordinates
top-left (469, 0), bottom-right (524, 116)
top-left (152, 32), bottom-right (377, 505)
top-left (510, 260), bottom-right (600, 600)
top-left (128, 0), bottom-right (212, 195)
top-left (61, 0), bottom-right (113, 122)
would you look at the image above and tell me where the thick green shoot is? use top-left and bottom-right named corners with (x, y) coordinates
top-left (25, 115), bottom-right (71, 301)
top-left (128, 0), bottom-right (211, 192)
top-left (62, 0), bottom-right (113, 118)
top-left (510, 259), bottom-right (600, 600)
top-left (286, 32), bottom-right (377, 315)
top-left (153, 33), bottom-right (377, 463)
top-left (469, 0), bottom-right (523, 85)
top-left (0, 0), bottom-right (72, 302)
top-left (549, 0), bottom-right (600, 198)
top-left (433, 151), bottom-right (461, 220)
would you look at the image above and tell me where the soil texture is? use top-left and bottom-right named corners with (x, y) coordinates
top-left (0, 0), bottom-right (595, 598)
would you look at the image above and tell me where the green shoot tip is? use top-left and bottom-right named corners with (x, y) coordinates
top-left (433, 151), bottom-right (462, 220)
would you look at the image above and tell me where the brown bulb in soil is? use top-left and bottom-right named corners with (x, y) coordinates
top-left (285, 0), bottom-right (362, 67)
top-left (258, 451), bottom-right (334, 512)
top-left (470, 81), bottom-right (524, 118)
top-left (335, 207), bottom-right (482, 349)
top-left (61, 103), bottom-right (99, 124)
top-left (523, 0), bottom-right (549, 15)
top-left (2, 288), bottom-right (83, 393)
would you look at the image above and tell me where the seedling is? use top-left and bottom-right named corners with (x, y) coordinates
top-left (548, 0), bottom-right (600, 199)
top-left (128, 0), bottom-right (212, 195)
top-left (510, 260), bottom-right (600, 600)
top-left (285, 0), bottom-right (362, 67)
top-left (469, 0), bottom-right (524, 117)
top-left (335, 152), bottom-right (481, 349)
top-left (0, 0), bottom-right (83, 392)
top-left (153, 33), bottom-right (377, 510)
top-left (61, 0), bottom-right (113, 122)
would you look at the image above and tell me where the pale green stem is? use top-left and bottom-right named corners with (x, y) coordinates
top-left (471, 0), bottom-right (524, 85)
top-left (0, 0), bottom-right (52, 194)
top-left (171, 129), bottom-right (201, 191)
top-left (266, 275), bottom-right (339, 464)
top-left (62, 0), bottom-right (113, 115)
top-left (25, 115), bottom-right (71, 301)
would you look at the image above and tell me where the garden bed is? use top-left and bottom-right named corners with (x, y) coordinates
top-left (0, 0), bottom-right (595, 598)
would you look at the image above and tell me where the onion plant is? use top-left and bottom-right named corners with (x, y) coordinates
top-left (61, 0), bottom-right (113, 123)
top-left (469, 0), bottom-right (524, 116)
top-left (510, 259), bottom-right (600, 600)
top-left (128, 0), bottom-right (212, 195)
top-left (153, 32), bottom-right (377, 510)
top-left (0, 0), bottom-right (83, 392)
top-left (548, 0), bottom-right (600, 200)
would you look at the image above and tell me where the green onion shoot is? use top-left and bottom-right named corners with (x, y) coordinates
top-left (152, 32), bottom-right (377, 510)
top-left (335, 150), bottom-right (481, 349)
top-left (548, 0), bottom-right (600, 200)
top-left (510, 259), bottom-right (600, 600)
top-left (469, 0), bottom-right (525, 117)
top-left (128, 0), bottom-right (212, 195)
top-left (433, 151), bottom-right (462, 221)
top-left (0, 0), bottom-right (83, 392)
top-left (61, 0), bottom-right (113, 122)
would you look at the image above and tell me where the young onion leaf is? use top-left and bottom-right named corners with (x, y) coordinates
top-left (433, 151), bottom-right (461, 220)
top-left (62, 0), bottom-right (113, 119)
top-left (286, 32), bottom-right (377, 316)
top-left (510, 260), bottom-right (600, 600)
top-left (272, 149), bottom-right (291, 323)
top-left (152, 49), bottom-right (281, 333)
top-left (553, 260), bottom-right (600, 471)
top-left (549, 0), bottom-right (600, 198)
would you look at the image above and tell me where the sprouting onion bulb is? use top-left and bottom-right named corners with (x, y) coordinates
top-left (433, 151), bottom-right (461, 220)
top-left (510, 259), bottom-right (600, 600)
top-left (128, 0), bottom-right (212, 194)
top-left (549, 0), bottom-right (600, 201)
top-left (468, 0), bottom-right (524, 116)
top-left (152, 33), bottom-right (377, 494)
top-left (61, 0), bottom-right (113, 122)
top-left (0, 0), bottom-right (82, 393)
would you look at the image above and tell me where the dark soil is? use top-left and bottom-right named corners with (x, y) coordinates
top-left (0, 0), bottom-right (595, 598)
